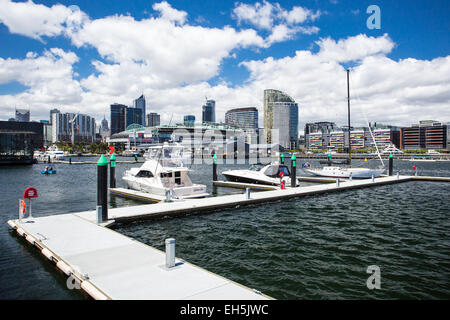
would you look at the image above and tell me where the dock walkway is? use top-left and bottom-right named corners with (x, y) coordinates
top-left (8, 214), bottom-right (270, 300)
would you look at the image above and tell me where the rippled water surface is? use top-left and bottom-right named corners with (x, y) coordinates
top-left (1, 158), bottom-right (449, 299)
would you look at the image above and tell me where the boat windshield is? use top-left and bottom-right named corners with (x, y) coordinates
top-left (249, 164), bottom-right (264, 171)
top-left (145, 145), bottom-right (189, 167)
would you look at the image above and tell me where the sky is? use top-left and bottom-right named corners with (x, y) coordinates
top-left (0, 0), bottom-right (449, 133)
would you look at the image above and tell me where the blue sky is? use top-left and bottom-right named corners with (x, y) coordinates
top-left (0, 0), bottom-right (449, 130)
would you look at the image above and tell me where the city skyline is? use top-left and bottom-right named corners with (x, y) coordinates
top-left (0, 1), bottom-right (449, 130)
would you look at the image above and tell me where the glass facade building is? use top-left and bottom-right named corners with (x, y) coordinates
top-left (15, 109), bottom-right (30, 122)
top-left (184, 115), bottom-right (195, 127)
top-left (202, 100), bottom-right (215, 123)
top-left (125, 107), bottom-right (143, 128)
top-left (147, 113), bottom-right (161, 127)
top-left (133, 95), bottom-right (146, 126)
top-left (264, 89), bottom-right (298, 147)
top-left (110, 103), bottom-right (127, 135)
top-left (225, 107), bottom-right (258, 130)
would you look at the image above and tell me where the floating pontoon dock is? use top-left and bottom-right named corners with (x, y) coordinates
top-left (7, 215), bottom-right (271, 300)
top-left (7, 174), bottom-right (449, 300)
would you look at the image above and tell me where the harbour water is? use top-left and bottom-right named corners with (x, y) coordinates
top-left (1, 158), bottom-right (449, 299)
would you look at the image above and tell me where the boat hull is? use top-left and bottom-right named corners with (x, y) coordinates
top-left (304, 168), bottom-right (385, 179)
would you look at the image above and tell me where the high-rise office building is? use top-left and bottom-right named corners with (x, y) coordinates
top-left (125, 107), bottom-right (143, 128)
top-left (49, 108), bottom-right (60, 124)
top-left (15, 108), bottom-right (30, 122)
top-left (202, 99), bottom-right (215, 123)
top-left (264, 89), bottom-right (298, 146)
top-left (133, 95), bottom-right (146, 126)
top-left (51, 111), bottom-right (96, 143)
top-left (110, 103), bottom-right (127, 135)
top-left (184, 115), bottom-right (195, 127)
top-left (225, 107), bottom-right (258, 129)
top-left (147, 113), bottom-right (161, 127)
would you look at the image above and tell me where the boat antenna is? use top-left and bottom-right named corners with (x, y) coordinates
top-left (347, 69), bottom-right (351, 167)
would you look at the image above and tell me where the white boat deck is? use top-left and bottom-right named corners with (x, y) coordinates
top-left (8, 214), bottom-right (270, 300)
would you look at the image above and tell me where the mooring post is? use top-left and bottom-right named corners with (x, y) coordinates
top-left (336, 178), bottom-right (340, 187)
top-left (165, 189), bottom-right (173, 202)
top-left (291, 154), bottom-right (296, 188)
top-left (96, 205), bottom-right (102, 225)
top-left (165, 238), bottom-right (176, 269)
top-left (388, 154), bottom-right (393, 176)
top-left (69, 156), bottom-right (72, 165)
top-left (371, 175), bottom-right (375, 182)
top-left (110, 154), bottom-right (116, 188)
top-left (280, 153), bottom-right (284, 164)
top-left (212, 153), bottom-right (217, 181)
top-left (349, 172), bottom-right (353, 181)
top-left (397, 172), bottom-right (400, 180)
top-left (246, 187), bottom-right (251, 199)
top-left (97, 154), bottom-right (108, 222)
top-left (48, 155), bottom-right (51, 163)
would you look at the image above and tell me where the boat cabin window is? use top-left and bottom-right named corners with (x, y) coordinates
top-left (264, 165), bottom-right (290, 177)
top-left (136, 170), bottom-right (154, 178)
top-left (249, 164), bottom-right (264, 171)
top-left (160, 172), bottom-right (172, 178)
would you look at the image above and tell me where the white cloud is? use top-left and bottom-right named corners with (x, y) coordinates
top-left (152, 1), bottom-right (187, 24)
top-left (0, 0), bottom-right (87, 41)
top-left (232, 1), bottom-right (321, 46)
top-left (0, 1), bottom-right (448, 130)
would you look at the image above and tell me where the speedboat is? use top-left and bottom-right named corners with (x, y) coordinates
top-left (123, 143), bottom-right (208, 199)
top-left (222, 162), bottom-right (296, 186)
top-left (303, 165), bottom-right (385, 178)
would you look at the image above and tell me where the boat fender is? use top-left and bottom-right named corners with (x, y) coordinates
top-left (41, 248), bottom-right (54, 261)
top-left (56, 261), bottom-right (72, 276)
top-left (81, 281), bottom-right (109, 300)
top-left (26, 234), bottom-right (36, 245)
top-left (7, 220), bottom-right (16, 229)
top-left (16, 227), bottom-right (25, 237)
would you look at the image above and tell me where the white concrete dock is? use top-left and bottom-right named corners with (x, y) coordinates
top-left (8, 215), bottom-right (271, 300)
top-left (75, 175), bottom-right (413, 224)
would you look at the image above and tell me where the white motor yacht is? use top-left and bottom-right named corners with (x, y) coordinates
top-left (303, 166), bottom-right (385, 178)
top-left (123, 143), bottom-right (208, 199)
top-left (222, 162), bottom-right (296, 186)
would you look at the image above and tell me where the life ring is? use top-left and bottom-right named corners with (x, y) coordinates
top-left (20, 200), bottom-right (26, 214)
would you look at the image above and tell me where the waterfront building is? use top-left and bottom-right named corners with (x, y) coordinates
top-left (400, 120), bottom-right (447, 150)
top-left (147, 113), bottom-right (161, 127)
top-left (225, 107), bottom-right (258, 130)
top-left (307, 132), bottom-right (327, 150)
top-left (15, 108), bottom-right (30, 122)
top-left (350, 130), bottom-right (365, 149)
top-left (263, 89), bottom-right (298, 148)
top-left (110, 103), bottom-right (127, 135)
top-left (40, 120), bottom-right (52, 146)
top-left (328, 131), bottom-right (345, 150)
top-left (133, 95), bottom-right (146, 126)
top-left (202, 99), bottom-right (215, 123)
top-left (0, 120), bottom-right (43, 165)
top-left (51, 111), bottom-right (96, 143)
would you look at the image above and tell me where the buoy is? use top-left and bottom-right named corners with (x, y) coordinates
top-left (364, 158), bottom-right (368, 162)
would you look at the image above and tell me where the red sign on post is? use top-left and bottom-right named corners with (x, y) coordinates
top-left (24, 187), bottom-right (38, 199)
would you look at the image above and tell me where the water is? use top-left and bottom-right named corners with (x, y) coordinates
top-left (0, 158), bottom-right (449, 299)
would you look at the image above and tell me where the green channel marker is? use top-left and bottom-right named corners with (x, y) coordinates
top-left (213, 153), bottom-right (217, 165)
top-left (291, 154), bottom-right (296, 167)
top-left (110, 154), bottom-right (116, 167)
top-left (389, 154), bottom-right (393, 158)
top-left (97, 154), bottom-right (108, 166)
top-left (281, 153), bottom-right (284, 163)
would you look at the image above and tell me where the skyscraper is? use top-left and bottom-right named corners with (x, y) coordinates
top-left (15, 108), bottom-right (30, 122)
top-left (133, 94), bottom-right (146, 126)
top-left (110, 103), bottom-right (127, 135)
top-left (184, 115), bottom-right (195, 127)
top-left (125, 107), bottom-right (143, 128)
top-left (264, 89), bottom-right (298, 148)
top-left (202, 99), bottom-right (215, 123)
top-left (147, 113), bottom-right (161, 127)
